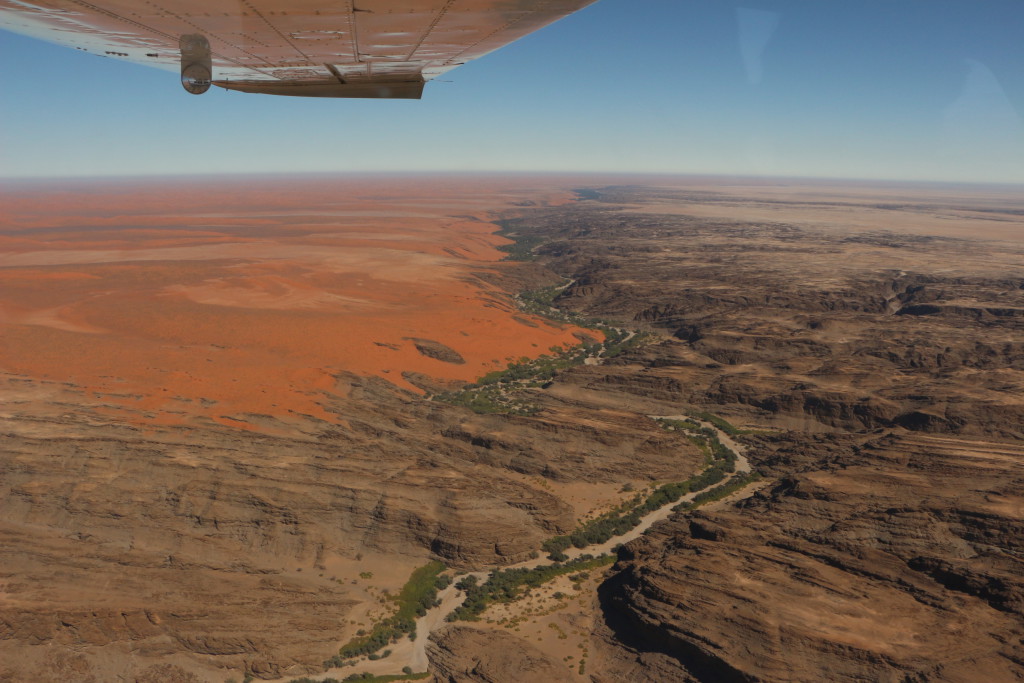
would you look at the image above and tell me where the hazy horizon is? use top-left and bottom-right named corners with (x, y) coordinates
top-left (2, 1), bottom-right (1022, 184)
top-left (3, 170), bottom-right (1023, 190)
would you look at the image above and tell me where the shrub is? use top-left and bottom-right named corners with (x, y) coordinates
top-left (335, 561), bottom-right (446, 660)
top-left (537, 423), bottom-right (744, 555)
top-left (448, 555), bottom-right (614, 621)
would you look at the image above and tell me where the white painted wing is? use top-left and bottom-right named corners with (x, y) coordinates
top-left (0, 0), bottom-right (599, 97)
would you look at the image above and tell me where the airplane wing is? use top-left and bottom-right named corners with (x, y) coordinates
top-left (0, 0), bottom-right (598, 98)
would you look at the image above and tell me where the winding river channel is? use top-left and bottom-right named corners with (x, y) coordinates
top-left (268, 417), bottom-right (759, 682)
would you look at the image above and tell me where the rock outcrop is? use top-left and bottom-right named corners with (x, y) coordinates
top-left (427, 626), bottom-right (574, 682)
top-left (4, 179), bottom-right (1023, 681)
top-left (492, 183), bottom-right (1024, 682)
top-left (409, 338), bottom-right (468, 365)
top-left (596, 431), bottom-right (1024, 682)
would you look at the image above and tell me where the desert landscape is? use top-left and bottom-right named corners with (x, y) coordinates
top-left (1, 174), bottom-right (1022, 682)
top-left (0, 176), bottom-right (595, 427)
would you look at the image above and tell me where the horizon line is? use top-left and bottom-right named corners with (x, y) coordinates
top-left (2, 169), bottom-right (1023, 190)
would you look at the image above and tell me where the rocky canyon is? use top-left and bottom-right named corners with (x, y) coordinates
top-left (1, 175), bottom-right (1021, 682)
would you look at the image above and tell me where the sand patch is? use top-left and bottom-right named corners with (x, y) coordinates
top-left (0, 176), bottom-right (601, 432)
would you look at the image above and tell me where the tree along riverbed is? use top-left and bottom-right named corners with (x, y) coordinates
top-left (270, 417), bottom-right (762, 683)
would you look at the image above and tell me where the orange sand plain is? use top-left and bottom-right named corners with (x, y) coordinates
top-left (0, 175), bottom-right (590, 429)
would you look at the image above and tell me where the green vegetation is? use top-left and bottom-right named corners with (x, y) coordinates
top-left (573, 188), bottom-right (603, 201)
top-left (447, 554), bottom-right (615, 622)
top-left (517, 285), bottom-right (588, 326)
top-left (689, 411), bottom-right (742, 435)
top-left (454, 574), bottom-right (478, 591)
top-left (434, 285), bottom-right (653, 416)
top-left (653, 416), bottom-right (703, 433)
top-left (540, 469), bottom-right (726, 555)
top-left (655, 418), bottom-right (737, 471)
top-left (324, 561), bottom-right (447, 668)
top-left (434, 382), bottom-right (540, 416)
top-left (601, 327), bottom-right (650, 359)
top-left (518, 284), bottom-right (563, 310)
top-left (687, 411), bottom-right (772, 437)
top-left (494, 220), bottom-right (545, 261)
top-left (517, 287), bottom-right (655, 357)
top-left (541, 421), bottom-right (739, 557)
top-left (675, 471), bottom-right (762, 511)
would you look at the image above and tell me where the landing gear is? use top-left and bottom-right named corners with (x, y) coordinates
top-left (180, 34), bottom-right (211, 95)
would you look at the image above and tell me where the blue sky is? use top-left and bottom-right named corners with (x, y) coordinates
top-left (1, 1), bottom-right (1022, 182)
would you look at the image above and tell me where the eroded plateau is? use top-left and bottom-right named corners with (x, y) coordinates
top-left (1, 176), bottom-right (1022, 682)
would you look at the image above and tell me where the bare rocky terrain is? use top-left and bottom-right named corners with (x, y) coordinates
top-left (0, 339), bottom-right (701, 681)
top-left (467, 182), bottom-right (1024, 682)
top-left (2, 177), bottom-right (1023, 681)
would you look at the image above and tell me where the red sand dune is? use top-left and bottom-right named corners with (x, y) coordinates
top-left (0, 176), bottom-right (592, 430)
